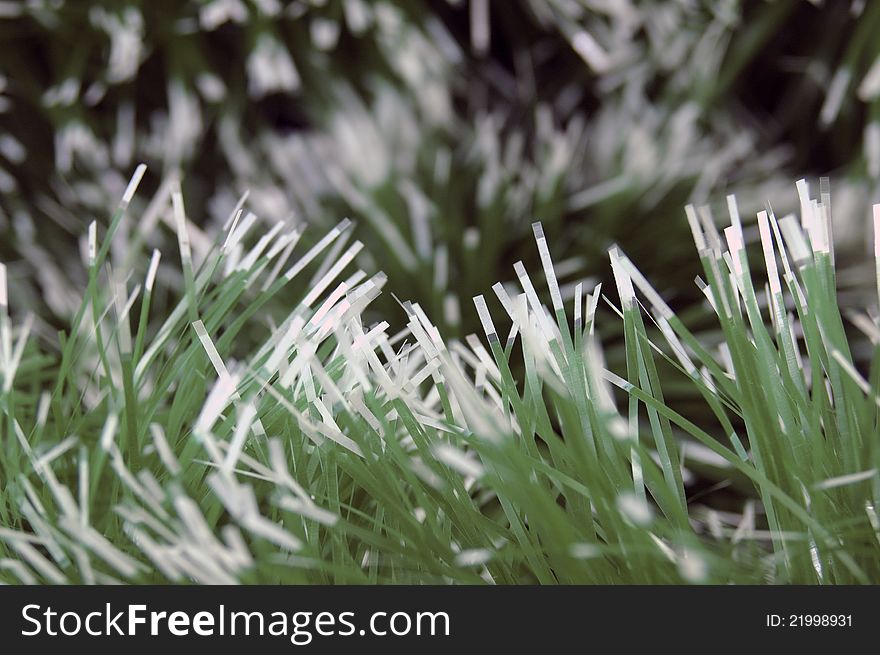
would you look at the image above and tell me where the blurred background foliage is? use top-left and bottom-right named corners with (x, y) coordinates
top-left (0, 0), bottom-right (878, 337)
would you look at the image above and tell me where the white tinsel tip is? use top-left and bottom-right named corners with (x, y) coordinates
top-left (121, 163), bottom-right (147, 207)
